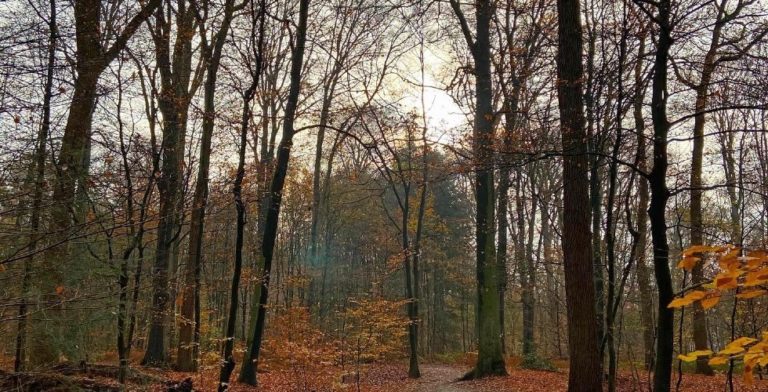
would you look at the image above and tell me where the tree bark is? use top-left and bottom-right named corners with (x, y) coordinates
top-left (240, 0), bottom-right (309, 384)
top-left (646, 1), bottom-right (675, 390)
top-left (178, 0), bottom-right (239, 371)
top-left (16, 0), bottom-right (57, 371)
top-left (32, 0), bottom-right (160, 367)
top-left (556, 0), bottom-right (602, 390)
top-left (631, 31), bottom-right (655, 372)
top-left (450, 0), bottom-right (507, 378)
top-left (688, 5), bottom-right (726, 375)
top-left (143, 1), bottom-right (198, 365)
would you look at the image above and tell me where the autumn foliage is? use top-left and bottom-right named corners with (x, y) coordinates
top-left (669, 245), bottom-right (768, 383)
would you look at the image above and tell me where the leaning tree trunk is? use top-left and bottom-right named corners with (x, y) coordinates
top-left (218, 65), bottom-right (260, 391)
top-left (556, 0), bottom-right (602, 390)
top-left (33, 0), bottom-right (160, 366)
top-left (688, 18), bottom-right (723, 376)
top-left (240, 0), bottom-right (309, 384)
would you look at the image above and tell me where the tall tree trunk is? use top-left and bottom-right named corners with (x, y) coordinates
top-left (16, 0), bottom-right (56, 371)
top-left (241, 0), bottom-right (309, 384)
top-left (522, 172), bottom-right (538, 358)
top-left (401, 185), bottom-right (421, 378)
top-left (407, 123), bottom-right (429, 377)
top-left (450, 0), bottom-right (507, 378)
top-left (631, 32), bottom-right (655, 372)
top-left (647, 2), bottom-right (674, 390)
top-left (143, 1), bottom-right (197, 365)
top-left (218, 59), bottom-right (260, 390)
top-left (689, 7), bottom-right (724, 375)
top-left (605, 9), bottom-right (628, 391)
top-left (178, 0), bottom-right (238, 371)
top-left (497, 84), bottom-right (521, 355)
top-left (496, 156), bottom-right (510, 355)
top-left (32, 0), bottom-right (160, 366)
top-left (719, 128), bottom-right (740, 243)
top-left (556, 0), bottom-right (602, 390)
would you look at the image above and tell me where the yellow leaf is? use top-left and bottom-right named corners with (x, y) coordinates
top-left (747, 250), bottom-right (768, 266)
top-left (736, 289), bottom-right (766, 300)
top-left (687, 349), bottom-right (713, 357)
top-left (667, 297), bottom-right (693, 308)
top-left (721, 247), bottom-right (741, 262)
top-left (715, 271), bottom-right (741, 289)
top-left (728, 337), bottom-right (758, 348)
top-left (747, 343), bottom-right (768, 354)
top-left (701, 295), bottom-right (721, 310)
top-left (744, 271), bottom-right (767, 287)
top-left (744, 353), bottom-right (760, 367)
top-left (759, 356), bottom-right (768, 367)
top-left (683, 245), bottom-right (720, 256)
top-left (685, 291), bottom-right (707, 301)
top-left (709, 356), bottom-right (728, 366)
top-left (678, 354), bottom-right (697, 362)
top-left (721, 261), bottom-right (739, 273)
top-left (678, 256), bottom-right (701, 271)
top-left (747, 258), bottom-right (765, 269)
top-left (719, 345), bottom-right (745, 355)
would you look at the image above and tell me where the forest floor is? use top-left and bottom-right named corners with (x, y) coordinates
top-left (3, 355), bottom-right (768, 391)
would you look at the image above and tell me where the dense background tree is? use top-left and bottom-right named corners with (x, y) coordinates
top-left (1, 0), bottom-right (767, 390)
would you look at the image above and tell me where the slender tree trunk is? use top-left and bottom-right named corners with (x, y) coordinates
top-left (689, 14), bottom-right (723, 375)
top-left (604, 10), bottom-right (628, 391)
top-left (647, 2), bottom-right (674, 390)
top-left (497, 86), bottom-right (520, 355)
top-left (241, 0), bottom-right (309, 384)
top-left (16, 0), bottom-right (56, 371)
top-left (631, 32), bottom-right (655, 372)
top-left (178, 0), bottom-right (238, 371)
top-left (401, 186), bottom-right (421, 378)
top-left (454, 0), bottom-right (507, 378)
top-left (219, 67), bottom-right (259, 390)
top-left (496, 161), bottom-right (510, 355)
top-left (556, 0), bottom-right (602, 390)
top-left (521, 186), bottom-right (537, 359)
top-left (143, 2), bottom-right (197, 365)
top-left (719, 129), bottom-right (740, 243)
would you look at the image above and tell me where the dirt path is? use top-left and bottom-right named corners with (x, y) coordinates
top-left (399, 364), bottom-right (472, 392)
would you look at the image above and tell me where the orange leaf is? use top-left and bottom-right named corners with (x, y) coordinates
top-left (709, 356), bottom-right (728, 366)
top-left (736, 289), bottom-right (766, 300)
top-left (701, 295), bottom-right (721, 310)
top-left (715, 271), bottom-right (741, 289)
top-left (668, 297), bottom-right (693, 308)
top-left (744, 271), bottom-right (767, 287)
top-left (677, 256), bottom-right (700, 271)
top-left (685, 290), bottom-right (708, 301)
top-left (683, 245), bottom-right (721, 256)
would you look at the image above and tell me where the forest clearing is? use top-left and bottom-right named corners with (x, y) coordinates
top-left (1, 0), bottom-right (768, 390)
